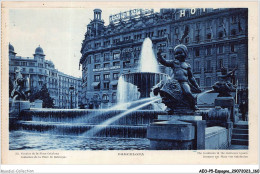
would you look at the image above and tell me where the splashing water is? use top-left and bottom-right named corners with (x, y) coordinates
top-left (10, 95), bottom-right (18, 114)
top-left (84, 97), bottom-right (160, 137)
top-left (117, 76), bottom-right (127, 106)
top-left (138, 38), bottom-right (159, 73)
top-left (75, 97), bottom-right (159, 123)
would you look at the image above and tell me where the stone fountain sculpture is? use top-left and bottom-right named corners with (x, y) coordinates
top-left (147, 44), bottom-right (206, 150)
top-left (10, 67), bottom-right (31, 119)
top-left (11, 67), bottom-right (30, 100)
top-left (212, 65), bottom-right (238, 123)
top-left (153, 44), bottom-right (201, 114)
top-left (212, 66), bottom-right (237, 97)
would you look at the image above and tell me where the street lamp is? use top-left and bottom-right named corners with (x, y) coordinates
top-left (69, 85), bottom-right (75, 109)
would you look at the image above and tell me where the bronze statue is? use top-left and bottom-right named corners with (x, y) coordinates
top-left (212, 66), bottom-right (237, 97)
top-left (154, 44), bottom-right (201, 113)
top-left (11, 67), bottom-right (30, 100)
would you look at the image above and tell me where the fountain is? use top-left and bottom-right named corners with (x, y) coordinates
top-left (118, 38), bottom-right (169, 108)
top-left (9, 38), bottom-right (169, 150)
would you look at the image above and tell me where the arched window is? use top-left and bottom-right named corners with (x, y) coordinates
top-left (102, 94), bottom-right (109, 103)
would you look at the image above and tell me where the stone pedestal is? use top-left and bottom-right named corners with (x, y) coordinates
top-left (147, 115), bottom-right (206, 150)
top-left (215, 97), bottom-right (237, 123)
top-left (9, 100), bottom-right (30, 131)
top-left (9, 100), bottom-right (30, 118)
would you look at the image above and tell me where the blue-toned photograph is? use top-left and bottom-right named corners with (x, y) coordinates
top-left (9, 8), bottom-right (248, 150)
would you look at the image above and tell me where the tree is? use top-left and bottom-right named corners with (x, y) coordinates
top-left (29, 84), bottom-right (54, 108)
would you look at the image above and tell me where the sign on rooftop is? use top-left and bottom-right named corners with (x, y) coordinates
top-left (109, 9), bottom-right (154, 24)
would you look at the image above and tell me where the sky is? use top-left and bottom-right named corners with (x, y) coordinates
top-left (9, 8), bottom-right (153, 77)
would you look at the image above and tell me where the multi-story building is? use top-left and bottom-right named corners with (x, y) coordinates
top-left (58, 72), bottom-right (82, 109)
top-left (9, 44), bottom-right (82, 108)
top-left (80, 8), bottom-right (248, 108)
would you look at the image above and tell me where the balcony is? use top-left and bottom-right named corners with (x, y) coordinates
top-left (204, 67), bottom-right (214, 73)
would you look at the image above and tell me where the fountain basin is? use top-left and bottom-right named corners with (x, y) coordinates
top-left (122, 72), bottom-right (169, 99)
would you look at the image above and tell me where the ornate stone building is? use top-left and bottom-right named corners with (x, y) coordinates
top-left (9, 44), bottom-right (82, 108)
top-left (80, 8), bottom-right (248, 108)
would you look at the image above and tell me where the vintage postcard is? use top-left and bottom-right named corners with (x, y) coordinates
top-left (1, 1), bottom-right (259, 169)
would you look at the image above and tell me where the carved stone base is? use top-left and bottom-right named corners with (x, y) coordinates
top-left (147, 115), bottom-right (206, 150)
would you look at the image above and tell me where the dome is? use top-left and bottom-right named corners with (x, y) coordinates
top-left (9, 43), bottom-right (14, 52)
top-left (35, 45), bottom-right (44, 55)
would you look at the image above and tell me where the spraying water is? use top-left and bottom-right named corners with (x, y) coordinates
top-left (117, 76), bottom-right (127, 107)
top-left (138, 38), bottom-right (159, 73)
top-left (84, 97), bottom-right (160, 137)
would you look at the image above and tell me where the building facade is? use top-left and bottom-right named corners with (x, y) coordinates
top-left (80, 8), bottom-right (248, 108)
top-left (9, 44), bottom-right (83, 108)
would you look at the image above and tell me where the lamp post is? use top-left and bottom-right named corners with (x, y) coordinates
top-left (69, 85), bottom-right (75, 109)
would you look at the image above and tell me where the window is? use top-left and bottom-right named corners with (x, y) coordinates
top-left (195, 48), bottom-right (200, 57)
top-left (29, 68), bottom-right (34, 73)
top-left (175, 28), bottom-right (179, 34)
top-left (112, 85), bottom-right (117, 90)
top-left (206, 47), bottom-right (212, 56)
top-left (112, 93), bottom-right (117, 102)
top-left (195, 35), bottom-right (200, 42)
top-left (103, 82), bottom-right (109, 90)
top-left (104, 53), bottom-right (110, 61)
top-left (218, 31), bottom-right (223, 38)
top-left (205, 77), bottom-right (212, 87)
top-left (206, 20), bottom-right (212, 28)
top-left (230, 56), bottom-right (237, 68)
top-left (205, 60), bottom-right (212, 72)
top-left (38, 63), bottom-right (43, 68)
top-left (104, 74), bottom-right (110, 80)
top-left (113, 38), bottom-right (120, 44)
top-left (94, 55), bottom-right (100, 63)
top-left (113, 73), bottom-right (119, 80)
top-left (218, 45), bottom-right (224, 54)
top-left (134, 34), bottom-right (142, 40)
top-left (123, 61), bottom-right (130, 68)
top-left (231, 29), bottom-right (236, 36)
top-left (206, 33), bottom-right (211, 40)
top-left (94, 42), bottom-right (101, 48)
top-left (104, 63), bottom-right (110, 68)
top-left (113, 52), bottom-right (120, 60)
top-left (102, 94), bottom-right (109, 101)
top-left (230, 43), bottom-right (236, 52)
top-left (21, 62), bottom-right (27, 66)
top-left (113, 61), bottom-right (120, 66)
top-left (219, 18), bottom-right (223, 26)
top-left (231, 15), bottom-right (237, 24)
top-left (104, 40), bottom-right (110, 47)
top-left (94, 75), bottom-right (100, 82)
top-left (94, 64), bottom-right (101, 69)
top-left (88, 56), bottom-right (91, 64)
top-left (29, 62), bottom-right (35, 66)
top-left (194, 61), bottom-right (200, 72)
top-left (218, 59), bottom-right (223, 69)
top-left (123, 36), bottom-right (131, 41)
top-left (14, 61), bottom-right (19, 66)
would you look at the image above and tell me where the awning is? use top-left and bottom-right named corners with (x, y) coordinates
top-left (91, 82), bottom-right (100, 87)
top-left (110, 80), bottom-right (118, 85)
